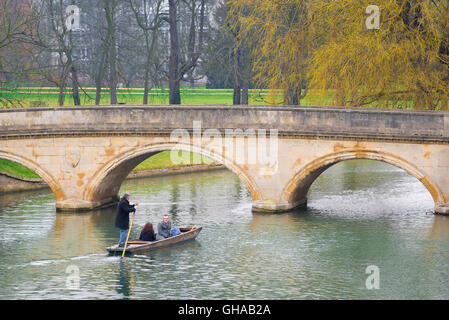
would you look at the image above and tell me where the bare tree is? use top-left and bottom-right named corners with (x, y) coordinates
top-left (168, 0), bottom-right (207, 104)
top-left (208, 1), bottom-right (251, 105)
top-left (0, 0), bottom-right (36, 106)
top-left (26, 0), bottom-right (83, 106)
top-left (103, 0), bottom-right (119, 105)
top-left (129, 0), bottom-right (164, 104)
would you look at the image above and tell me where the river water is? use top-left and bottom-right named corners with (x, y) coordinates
top-left (1, 160), bottom-right (448, 300)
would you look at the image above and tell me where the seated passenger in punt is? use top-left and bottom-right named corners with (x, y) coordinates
top-left (139, 222), bottom-right (156, 242)
top-left (156, 214), bottom-right (181, 240)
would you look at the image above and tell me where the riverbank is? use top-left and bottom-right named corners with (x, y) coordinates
top-left (0, 163), bottom-right (226, 193)
top-left (127, 163), bottom-right (225, 179)
top-left (0, 171), bottom-right (47, 193)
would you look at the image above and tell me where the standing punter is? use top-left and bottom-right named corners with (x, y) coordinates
top-left (115, 192), bottom-right (139, 247)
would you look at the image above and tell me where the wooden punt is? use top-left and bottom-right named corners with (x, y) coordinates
top-left (106, 226), bottom-right (202, 255)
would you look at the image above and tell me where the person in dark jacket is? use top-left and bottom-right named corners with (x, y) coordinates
top-left (139, 222), bottom-right (156, 242)
top-left (115, 192), bottom-right (139, 247)
top-left (156, 214), bottom-right (172, 240)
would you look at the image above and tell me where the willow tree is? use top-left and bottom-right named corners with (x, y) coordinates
top-left (228, 0), bottom-right (311, 105)
top-left (307, 0), bottom-right (449, 110)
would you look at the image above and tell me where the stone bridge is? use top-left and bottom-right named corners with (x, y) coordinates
top-left (0, 105), bottom-right (448, 214)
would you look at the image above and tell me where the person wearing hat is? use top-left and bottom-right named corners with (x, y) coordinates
top-left (115, 192), bottom-right (139, 247)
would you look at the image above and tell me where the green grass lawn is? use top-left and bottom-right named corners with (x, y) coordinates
top-left (1, 91), bottom-right (335, 107)
top-left (3, 86), bottom-right (447, 109)
top-left (0, 151), bottom-right (213, 180)
top-left (0, 86), bottom-right (339, 107)
top-left (1, 92), bottom-right (273, 107)
top-left (0, 88), bottom-right (282, 107)
top-left (134, 151), bottom-right (213, 171)
top-left (0, 159), bottom-right (41, 179)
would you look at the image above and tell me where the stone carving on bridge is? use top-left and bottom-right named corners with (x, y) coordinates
top-left (65, 148), bottom-right (81, 169)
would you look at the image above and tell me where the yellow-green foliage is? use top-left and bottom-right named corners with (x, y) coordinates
top-left (228, 0), bottom-right (311, 105)
top-left (229, 0), bottom-right (449, 110)
top-left (308, 0), bottom-right (449, 109)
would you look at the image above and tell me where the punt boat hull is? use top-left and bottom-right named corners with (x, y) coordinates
top-left (106, 226), bottom-right (202, 255)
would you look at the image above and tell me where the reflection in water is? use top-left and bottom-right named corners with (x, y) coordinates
top-left (117, 259), bottom-right (134, 299)
top-left (0, 160), bottom-right (448, 299)
top-left (248, 211), bottom-right (306, 233)
top-left (428, 215), bottom-right (449, 241)
top-left (49, 213), bottom-right (108, 256)
top-left (169, 183), bottom-right (180, 218)
top-left (0, 188), bottom-right (51, 212)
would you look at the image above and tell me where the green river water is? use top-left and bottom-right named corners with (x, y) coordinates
top-left (0, 160), bottom-right (448, 299)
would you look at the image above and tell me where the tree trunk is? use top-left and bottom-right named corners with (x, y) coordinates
top-left (105, 1), bottom-right (117, 105)
top-left (285, 86), bottom-right (299, 105)
top-left (233, 43), bottom-right (241, 105)
top-left (95, 28), bottom-right (110, 105)
top-left (241, 46), bottom-right (249, 105)
top-left (143, 33), bottom-right (151, 105)
top-left (169, 0), bottom-right (181, 105)
top-left (442, 98), bottom-right (448, 111)
top-left (71, 66), bottom-right (81, 106)
top-left (126, 74), bottom-right (132, 88)
top-left (143, 63), bottom-right (150, 105)
top-left (95, 54), bottom-right (106, 106)
top-left (335, 90), bottom-right (347, 106)
top-left (58, 84), bottom-right (64, 106)
top-left (233, 84), bottom-right (241, 105)
top-left (242, 76), bottom-right (249, 105)
top-left (108, 43), bottom-right (117, 105)
top-left (95, 84), bottom-right (102, 105)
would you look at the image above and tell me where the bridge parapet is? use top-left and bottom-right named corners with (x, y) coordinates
top-left (0, 106), bottom-right (448, 143)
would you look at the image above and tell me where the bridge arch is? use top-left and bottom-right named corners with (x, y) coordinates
top-left (282, 149), bottom-right (445, 210)
top-left (0, 150), bottom-right (64, 201)
top-left (83, 142), bottom-right (263, 208)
